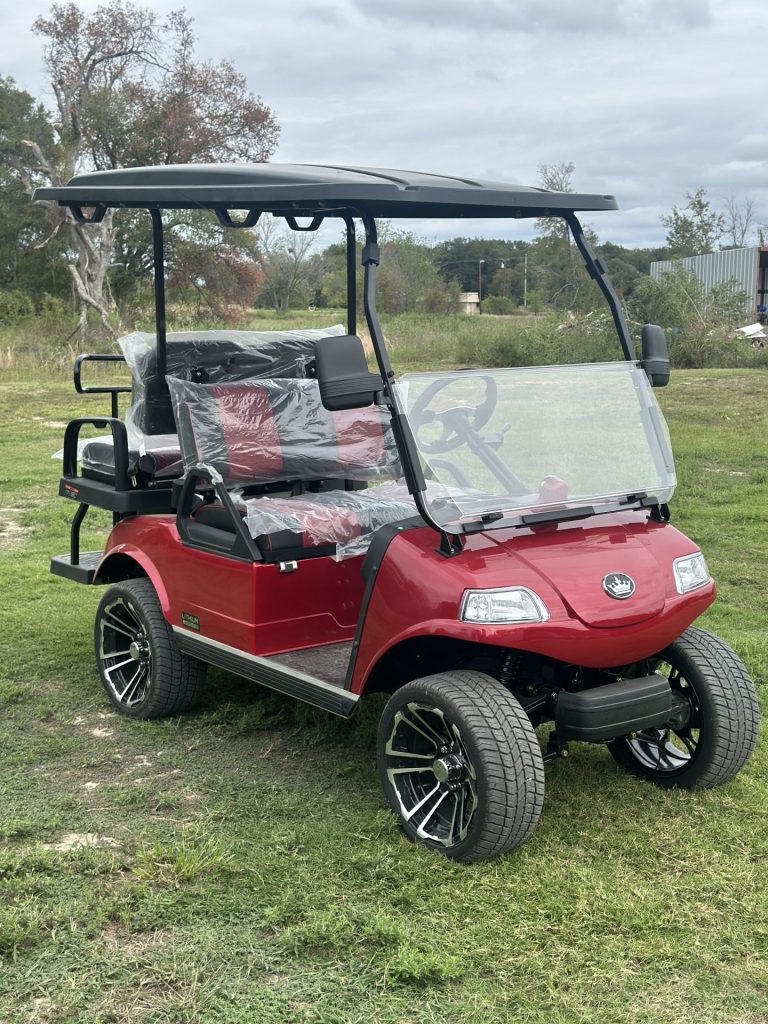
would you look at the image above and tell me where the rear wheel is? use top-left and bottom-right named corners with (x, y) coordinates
top-left (94, 578), bottom-right (206, 719)
top-left (608, 627), bottom-right (758, 789)
top-left (377, 671), bottom-right (545, 862)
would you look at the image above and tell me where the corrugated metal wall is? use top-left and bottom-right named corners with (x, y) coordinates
top-left (650, 248), bottom-right (759, 312)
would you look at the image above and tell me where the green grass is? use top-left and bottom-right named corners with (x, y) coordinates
top-left (0, 370), bottom-right (767, 1023)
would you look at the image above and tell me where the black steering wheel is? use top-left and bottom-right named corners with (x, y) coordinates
top-left (408, 375), bottom-right (498, 455)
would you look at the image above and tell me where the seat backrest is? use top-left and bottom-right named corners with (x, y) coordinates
top-left (167, 376), bottom-right (401, 485)
top-left (119, 325), bottom-right (346, 435)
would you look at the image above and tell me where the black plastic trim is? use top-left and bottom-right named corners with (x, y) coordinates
top-left (555, 674), bottom-right (672, 742)
top-left (59, 475), bottom-right (174, 513)
top-left (346, 517), bottom-right (424, 687)
top-left (51, 551), bottom-right (102, 584)
top-left (74, 354), bottom-right (130, 418)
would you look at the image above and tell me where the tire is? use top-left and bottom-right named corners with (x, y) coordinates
top-left (377, 670), bottom-right (545, 863)
top-left (608, 626), bottom-right (759, 789)
top-left (94, 578), bottom-right (206, 719)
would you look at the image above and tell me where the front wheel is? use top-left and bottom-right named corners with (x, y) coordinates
top-left (377, 671), bottom-right (545, 863)
top-left (94, 578), bottom-right (206, 719)
top-left (608, 627), bottom-right (759, 789)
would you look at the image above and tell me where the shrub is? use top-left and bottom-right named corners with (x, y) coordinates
top-left (0, 291), bottom-right (34, 325)
top-left (482, 296), bottom-right (517, 315)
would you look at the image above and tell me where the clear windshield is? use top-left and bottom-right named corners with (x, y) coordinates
top-left (396, 362), bottom-right (676, 529)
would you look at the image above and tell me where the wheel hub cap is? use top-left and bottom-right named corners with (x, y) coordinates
top-left (129, 638), bottom-right (147, 662)
top-left (432, 754), bottom-right (466, 787)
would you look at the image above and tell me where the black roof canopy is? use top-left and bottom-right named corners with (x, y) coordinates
top-left (34, 163), bottom-right (618, 218)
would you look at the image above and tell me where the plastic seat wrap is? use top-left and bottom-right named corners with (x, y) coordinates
top-left (76, 325), bottom-right (346, 482)
top-left (167, 376), bottom-right (401, 486)
top-left (237, 482), bottom-right (418, 560)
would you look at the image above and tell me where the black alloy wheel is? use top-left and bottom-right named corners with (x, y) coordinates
top-left (377, 670), bottom-right (545, 862)
top-left (608, 627), bottom-right (759, 789)
top-left (94, 578), bottom-right (206, 719)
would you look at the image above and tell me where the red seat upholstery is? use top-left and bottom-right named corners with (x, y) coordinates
top-left (168, 377), bottom-right (401, 487)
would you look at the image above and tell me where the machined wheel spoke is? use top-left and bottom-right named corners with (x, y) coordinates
top-left (99, 645), bottom-right (132, 660)
top-left (444, 790), bottom-right (460, 845)
top-left (103, 605), bottom-right (140, 635)
top-left (119, 664), bottom-right (146, 704)
top-left (457, 786), bottom-right (468, 842)
top-left (415, 790), bottom-right (450, 838)
top-left (680, 732), bottom-right (698, 754)
top-left (102, 655), bottom-right (136, 678)
top-left (384, 744), bottom-right (434, 761)
top-left (451, 722), bottom-right (476, 779)
top-left (407, 705), bottom-right (450, 747)
top-left (403, 781), bottom-right (442, 822)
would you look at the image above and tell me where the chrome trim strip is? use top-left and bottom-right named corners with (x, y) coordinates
top-left (172, 626), bottom-right (359, 702)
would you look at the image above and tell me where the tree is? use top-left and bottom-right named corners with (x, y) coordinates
top-left (255, 219), bottom-right (316, 314)
top-left (0, 77), bottom-right (68, 302)
top-left (721, 194), bottom-right (757, 249)
top-left (661, 188), bottom-right (724, 258)
top-left (9, 3), bottom-right (279, 337)
top-left (536, 161), bottom-right (574, 242)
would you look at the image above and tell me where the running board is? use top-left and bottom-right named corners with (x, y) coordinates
top-left (173, 627), bottom-right (359, 718)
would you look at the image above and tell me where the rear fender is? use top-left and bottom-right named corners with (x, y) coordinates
top-left (94, 544), bottom-right (170, 615)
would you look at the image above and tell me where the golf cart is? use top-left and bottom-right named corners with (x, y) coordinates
top-left (37, 165), bottom-right (759, 863)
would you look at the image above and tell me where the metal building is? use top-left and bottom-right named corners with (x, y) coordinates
top-left (650, 246), bottom-right (768, 316)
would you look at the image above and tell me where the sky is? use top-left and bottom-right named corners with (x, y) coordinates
top-left (1, 0), bottom-right (765, 249)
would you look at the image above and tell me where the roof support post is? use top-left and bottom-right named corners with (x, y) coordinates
top-left (356, 210), bottom-right (461, 553)
top-left (565, 212), bottom-right (635, 361)
top-left (343, 214), bottom-right (357, 337)
top-left (150, 209), bottom-right (168, 379)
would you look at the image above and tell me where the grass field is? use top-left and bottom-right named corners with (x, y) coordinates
top-left (0, 368), bottom-right (767, 1023)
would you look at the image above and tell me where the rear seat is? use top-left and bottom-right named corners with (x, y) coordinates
top-left (167, 375), bottom-right (413, 562)
top-left (79, 326), bottom-right (344, 487)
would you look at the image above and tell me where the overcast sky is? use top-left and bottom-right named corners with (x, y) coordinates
top-left (1, 0), bottom-right (765, 248)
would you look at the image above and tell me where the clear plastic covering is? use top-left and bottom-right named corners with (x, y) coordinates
top-left (119, 324), bottom-right (345, 436)
top-left (72, 326), bottom-right (346, 481)
top-left (398, 361), bottom-right (676, 529)
top-left (167, 376), bottom-right (401, 486)
top-left (238, 482), bottom-right (417, 560)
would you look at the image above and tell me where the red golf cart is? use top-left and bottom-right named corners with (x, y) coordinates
top-left (38, 165), bottom-right (759, 862)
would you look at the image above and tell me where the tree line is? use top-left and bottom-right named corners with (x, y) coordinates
top-left (1, 3), bottom-right (763, 338)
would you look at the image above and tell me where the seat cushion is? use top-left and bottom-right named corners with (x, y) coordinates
top-left (80, 434), bottom-right (183, 483)
top-left (194, 483), bottom-right (417, 562)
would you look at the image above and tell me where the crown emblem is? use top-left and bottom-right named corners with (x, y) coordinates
top-left (602, 573), bottom-right (636, 600)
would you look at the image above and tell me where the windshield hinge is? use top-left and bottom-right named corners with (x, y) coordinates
top-left (649, 502), bottom-right (671, 523)
top-left (437, 531), bottom-right (464, 558)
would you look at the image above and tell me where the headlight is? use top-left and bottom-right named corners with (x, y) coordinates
top-left (460, 587), bottom-right (549, 624)
top-left (673, 552), bottom-right (710, 594)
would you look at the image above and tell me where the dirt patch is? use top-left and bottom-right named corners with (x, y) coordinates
top-left (0, 507), bottom-right (32, 550)
top-left (42, 832), bottom-right (121, 852)
top-left (102, 923), bottom-right (171, 957)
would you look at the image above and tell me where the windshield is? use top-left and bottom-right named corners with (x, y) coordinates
top-left (396, 361), bottom-right (676, 530)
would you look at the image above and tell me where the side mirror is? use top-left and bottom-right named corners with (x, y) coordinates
top-left (641, 324), bottom-right (670, 387)
top-left (314, 335), bottom-right (382, 410)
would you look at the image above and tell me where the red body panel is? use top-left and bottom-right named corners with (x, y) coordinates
top-left (103, 517), bottom-right (364, 654)
top-left (100, 509), bottom-right (714, 689)
top-left (347, 511), bottom-right (715, 693)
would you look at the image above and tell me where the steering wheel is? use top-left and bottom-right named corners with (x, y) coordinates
top-left (408, 375), bottom-right (498, 455)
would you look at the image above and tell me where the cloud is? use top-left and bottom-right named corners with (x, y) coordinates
top-left (348, 0), bottom-right (712, 34)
